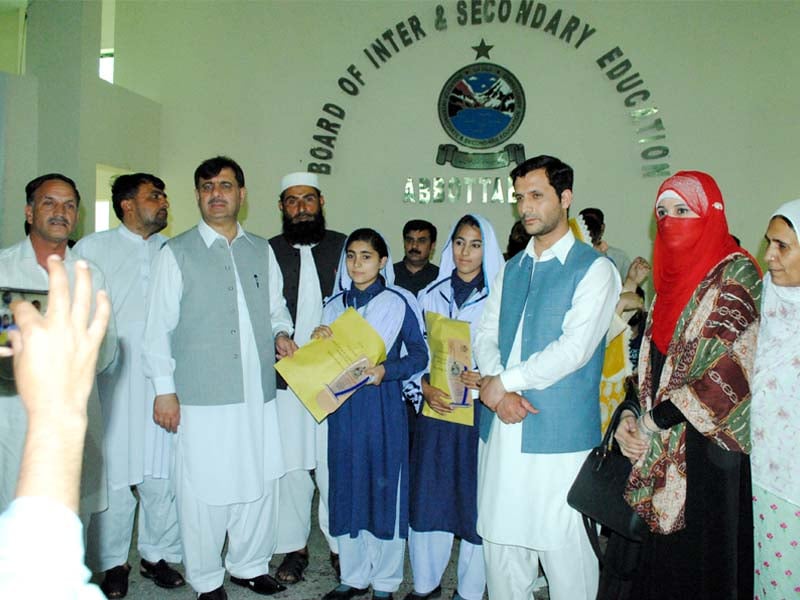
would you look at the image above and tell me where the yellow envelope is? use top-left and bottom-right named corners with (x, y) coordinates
top-left (422, 311), bottom-right (474, 426)
top-left (599, 325), bottom-right (632, 434)
top-left (275, 308), bottom-right (386, 423)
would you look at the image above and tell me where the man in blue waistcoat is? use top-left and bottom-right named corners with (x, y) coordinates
top-left (474, 155), bottom-right (621, 600)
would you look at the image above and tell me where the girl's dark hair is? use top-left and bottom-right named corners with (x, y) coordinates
top-left (346, 228), bottom-right (389, 258)
top-left (505, 220), bottom-right (531, 259)
top-left (581, 212), bottom-right (603, 246)
top-left (451, 214), bottom-right (481, 241)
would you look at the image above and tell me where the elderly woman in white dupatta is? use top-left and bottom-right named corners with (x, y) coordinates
top-left (406, 214), bottom-right (504, 600)
top-left (752, 199), bottom-right (800, 600)
top-left (314, 228), bottom-right (428, 600)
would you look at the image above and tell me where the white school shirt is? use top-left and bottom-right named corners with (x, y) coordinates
top-left (74, 224), bottom-right (172, 489)
top-left (142, 220), bottom-right (292, 505)
top-left (473, 231), bottom-right (620, 549)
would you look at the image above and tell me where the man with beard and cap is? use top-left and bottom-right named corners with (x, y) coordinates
top-left (75, 173), bottom-right (185, 598)
top-left (0, 173), bottom-right (117, 532)
top-left (268, 172), bottom-right (346, 584)
top-left (393, 220), bottom-right (439, 296)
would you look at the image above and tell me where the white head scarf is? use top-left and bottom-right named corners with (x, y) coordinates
top-left (334, 230), bottom-right (396, 294)
top-left (751, 198), bottom-right (800, 504)
top-left (424, 213), bottom-right (505, 298)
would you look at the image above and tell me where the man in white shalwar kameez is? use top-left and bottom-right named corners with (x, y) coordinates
top-left (269, 172), bottom-right (346, 584)
top-left (75, 173), bottom-right (185, 597)
top-left (0, 174), bottom-right (116, 531)
top-left (474, 156), bottom-right (620, 600)
top-left (142, 156), bottom-right (295, 600)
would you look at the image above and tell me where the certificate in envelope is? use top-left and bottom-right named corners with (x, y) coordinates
top-left (275, 308), bottom-right (386, 423)
top-left (422, 311), bottom-right (474, 426)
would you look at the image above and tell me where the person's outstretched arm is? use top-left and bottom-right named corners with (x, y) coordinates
top-left (0, 254), bottom-right (110, 599)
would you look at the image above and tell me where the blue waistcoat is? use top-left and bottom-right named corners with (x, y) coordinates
top-left (479, 241), bottom-right (605, 453)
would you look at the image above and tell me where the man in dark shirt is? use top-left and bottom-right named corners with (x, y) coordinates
top-left (393, 219), bottom-right (438, 295)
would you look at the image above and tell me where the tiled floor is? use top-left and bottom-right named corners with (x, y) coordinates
top-left (110, 492), bottom-right (550, 599)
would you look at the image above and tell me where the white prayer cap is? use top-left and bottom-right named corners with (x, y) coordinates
top-left (280, 172), bottom-right (320, 193)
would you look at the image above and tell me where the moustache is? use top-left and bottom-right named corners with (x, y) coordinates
top-left (47, 217), bottom-right (70, 226)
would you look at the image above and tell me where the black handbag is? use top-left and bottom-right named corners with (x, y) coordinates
top-left (567, 402), bottom-right (648, 544)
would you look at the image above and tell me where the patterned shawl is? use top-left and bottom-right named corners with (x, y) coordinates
top-left (625, 254), bottom-right (761, 534)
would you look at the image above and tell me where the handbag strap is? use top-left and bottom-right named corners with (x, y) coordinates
top-left (582, 514), bottom-right (605, 562)
top-left (582, 515), bottom-right (641, 581)
top-left (588, 399), bottom-right (644, 581)
top-left (602, 398), bottom-right (640, 453)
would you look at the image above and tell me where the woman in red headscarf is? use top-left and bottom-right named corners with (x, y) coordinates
top-left (614, 171), bottom-right (761, 598)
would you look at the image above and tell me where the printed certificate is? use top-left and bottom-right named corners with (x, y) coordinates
top-left (422, 311), bottom-right (474, 426)
top-left (275, 307), bottom-right (386, 422)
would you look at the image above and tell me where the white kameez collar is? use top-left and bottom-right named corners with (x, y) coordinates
top-left (117, 222), bottom-right (157, 244)
top-left (197, 219), bottom-right (252, 248)
top-left (19, 235), bottom-right (73, 274)
top-left (522, 228), bottom-right (575, 265)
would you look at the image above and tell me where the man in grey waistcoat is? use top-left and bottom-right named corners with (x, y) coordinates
top-left (269, 172), bottom-right (346, 583)
top-left (142, 156), bottom-right (296, 600)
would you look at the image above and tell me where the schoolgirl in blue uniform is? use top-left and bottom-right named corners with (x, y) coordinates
top-left (407, 214), bottom-right (504, 600)
top-left (315, 228), bottom-right (428, 600)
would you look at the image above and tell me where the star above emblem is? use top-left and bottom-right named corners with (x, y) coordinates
top-left (472, 38), bottom-right (493, 60)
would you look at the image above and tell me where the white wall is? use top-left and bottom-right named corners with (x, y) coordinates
top-left (0, 72), bottom-right (37, 246)
top-left (9, 0), bottom-right (800, 266)
top-left (0, 0), bottom-right (162, 244)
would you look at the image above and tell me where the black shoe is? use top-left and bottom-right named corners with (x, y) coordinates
top-left (403, 586), bottom-right (441, 600)
top-left (322, 585), bottom-right (370, 599)
top-left (229, 573), bottom-right (286, 595)
top-left (140, 558), bottom-right (186, 589)
top-left (198, 586), bottom-right (228, 600)
top-left (372, 594), bottom-right (394, 600)
top-left (100, 564), bottom-right (130, 599)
